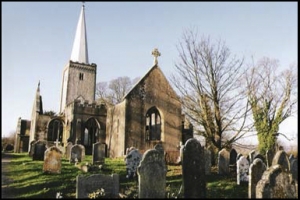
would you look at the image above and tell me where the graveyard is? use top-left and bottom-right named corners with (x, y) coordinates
top-left (2, 139), bottom-right (298, 198)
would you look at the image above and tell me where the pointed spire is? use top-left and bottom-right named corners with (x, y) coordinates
top-left (70, 4), bottom-right (89, 64)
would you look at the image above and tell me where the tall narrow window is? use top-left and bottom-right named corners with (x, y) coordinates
top-left (79, 73), bottom-right (84, 80)
top-left (47, 119), bottom-right (63, 142)
top-left (145, 107), bottom-right (161, 141)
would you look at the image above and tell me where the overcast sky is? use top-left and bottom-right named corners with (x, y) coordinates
top-left (2, 2), bottom-right (297, 146)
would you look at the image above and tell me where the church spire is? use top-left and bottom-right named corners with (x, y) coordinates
top-left (70, 4), bottom-right (89, 64)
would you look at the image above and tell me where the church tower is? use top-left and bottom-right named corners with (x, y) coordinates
top-left (60, 4), bottom-right (96, 113)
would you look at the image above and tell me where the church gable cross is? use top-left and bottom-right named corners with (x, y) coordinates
top-left (152, 48), bottom-right (161, 65)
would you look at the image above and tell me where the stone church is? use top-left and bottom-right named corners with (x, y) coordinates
top-left (14, 4), bottom-right (193, 161)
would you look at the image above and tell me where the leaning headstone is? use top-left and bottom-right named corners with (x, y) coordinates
top-left (272, 150), bottom-right (290, 172)
top-left (237, 156), bottom-right (250, 185)
top-left (204, 148), bottom-right (212, 175)
top-left (256, 164), bottom-right (298, 198)
top-left (70, 144), bottom-right (85, 163)
top-left (137, 144), bottom-right (167, 198)
top-left (76, 174), bottom-right (119, 198)
top-left (218, 148), bottom-right (230, 175)
top-left (65, 142), bottom-right (73, 159)
top-left (92, 142), bottom-right (106, 165)
top-left (32, 140), bottom-right (47, 161)
top-left (125, 148), bottom-right (142, 179)
top-left (43, 146), bottom-right (62, 174)
top-left (266, 149), bottom-right (275, 168)
top-left (290, 158), bottom-right (298, 181)
top-left (182, 138), bottom-right (206, 198)
top-left (248, 158), bottom-right (266, 198)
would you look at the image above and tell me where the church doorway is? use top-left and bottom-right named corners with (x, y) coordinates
top-left (82, 118), bottom-right (99, 155)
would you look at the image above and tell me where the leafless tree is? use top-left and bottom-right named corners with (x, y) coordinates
top-left (245, 57), bottom-right (297, 154)
top-left (171, 29), bottom-right (252, 151)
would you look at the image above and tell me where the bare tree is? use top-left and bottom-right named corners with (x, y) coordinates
top-left (171, 29), bottom-right (252, 152)
top-left (245, 57), bottom-right (297, 154)
top-left (96, 76), bottom-right (140, 105)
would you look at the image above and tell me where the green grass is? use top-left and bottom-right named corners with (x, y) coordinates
top-left (2, 153), bottom-right (247, 198)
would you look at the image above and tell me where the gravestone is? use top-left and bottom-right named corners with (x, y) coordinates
top-left (272, 150), bottom-right (290, 172)
top-left (236, 153), bottom-right (243, 162)
top-left (248, 158), bottom-right (266, 198)
top-left (65, 142), bottom-right (73, 159)
top-left (237, 155), bottom-right (250, 185)
top-left (230, 148), bottom-right (238, 165)
top-left (204, 148), bottom-right (212, 175)
top-left (70, 144), bottom-right (85, 163)
top-left (207, 145), bottom-right (215, 166)
top-left (182, 138), bottom-right (206, 198)
top-left (137, 144), bottom-right (167, 198)
top-left (256, 164), bottom-right (298, 198)
top-left (43, 146), bottom-right (62, 174)
top-left (32, 140), bottom-right (47, 161)
top-left (253, 154), bottom-right (266, 165)
top-left (249, 150), bottom-right (256, 164)
top-left (92, 142), bottom-right (106, 165)
top-left (218, 148), bottom-right (230, 175)
top-left (125, 147), bottom-right (142, 179)
top-left (29, 140), bottom-right (36, 157)
top-left (290, 158), bottom-right (298, 181)
top-left (266, 149), bottom-right (275, 168)
top-left (76, 174), bottom-right (119, 198)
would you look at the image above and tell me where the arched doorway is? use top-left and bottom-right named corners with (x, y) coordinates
top-left (82, 118), bottom-right (100, 155)
top-left (47, 119), bottom-right (63, 144)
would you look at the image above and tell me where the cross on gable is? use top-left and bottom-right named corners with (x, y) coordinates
top-left (152, 48), bottom-right (161, 65)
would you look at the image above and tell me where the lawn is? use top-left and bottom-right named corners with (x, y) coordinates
top-left (2, 152), bottom-right (248, 198)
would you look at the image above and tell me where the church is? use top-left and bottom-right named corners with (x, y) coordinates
top-left (14, 4), bottom-right (193, 161)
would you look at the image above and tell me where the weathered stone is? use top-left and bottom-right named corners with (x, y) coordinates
top-left (182, 138), bottom-right (206, 198)
top-left (254, 154), bottom-right (266, 165)
top-left (256, 164), bottom-right (298, 198)
top-left (65, 142), bottom-right (73, 159)
top-left (230, 148), bottom-right (238, 165)
top-left (204, 148), bottom-right (212, 175)
top-left (137, 145), bottom-right (167, 198)
top-left (237, 155), bottom-right (250, 185)
top-left (92, 142), bottom-right (106, 165)
top-left (76, 174), bottom-right (119, 198)
top-left (43, 146), bottom-right (62, 174)
top-left (218, 148), bottom-right (230, 175)
top-left (70, 144), bottom-right (85, 163)
top-left (266, 149), bottom-right (275, 168)
top-left (125, 147), bottom-right (142, 179)
top-left (249, 150), bottom-right (256, 164)
top-left (290, 158), bottom-right (298, 181)
top-left (272, 150), bottom-right (290, 172)
top-left (32, 140), bottom-right (47, 161)
top-left (248, 158), bottom-right (266, 198)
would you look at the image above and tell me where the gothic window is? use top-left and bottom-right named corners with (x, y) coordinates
top-left (82, 118), bottom-right (99, 148)
top-left (79, 73), bottom-right (84, 80)
top-left (47, 119), bottom-right (63, 142)
top-left (145, 107), bottom-right (161, 141)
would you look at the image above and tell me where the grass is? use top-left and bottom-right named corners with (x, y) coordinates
top-left (2, 152), bottom-right (248, 198)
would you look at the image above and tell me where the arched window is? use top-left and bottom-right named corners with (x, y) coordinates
top-left (47, 119), bottom-right (63, 142)
top-left (145, 107), bottom-right (161, 141)
top-left (82, 118), bottom-right (99, 153)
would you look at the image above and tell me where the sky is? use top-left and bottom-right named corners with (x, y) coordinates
top-left (2, 2), bottom-right (298, 146)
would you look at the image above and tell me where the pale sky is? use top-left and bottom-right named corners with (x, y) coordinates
top-left (2, 2), bottom-right (298, 146)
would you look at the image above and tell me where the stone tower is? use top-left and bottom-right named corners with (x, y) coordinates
top-left (60, 4), bottom-right (96, 113)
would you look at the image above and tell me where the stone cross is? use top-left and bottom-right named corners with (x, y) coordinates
top-left (151, 48), bottom-right (161, 65)
top-left (54, 139), bottom-right (61, 147)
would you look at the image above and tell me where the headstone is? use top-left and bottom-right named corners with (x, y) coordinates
top-left (32, 140), bottom-right (47, 161)
top-left (290, 158), bottom-right (298, 181)
top-left (182, 138), bottom-right (206, 198)
top-left (272, 150), bottom-right (290, 172)
top-left (137, 144), bottom-right (167, 198)
top-left (256, 164), bottom-right (298, 198)
top-left (43, 146), bottom-right (62, 174)
top-left (236, 153), bottom-right (243, 162)
top-left (204, 148), bottom-right (212, 175)
top-left (29, 140), bottom-right (36, 157)
top-left (76, 174), bottom-right (119, 198)
top-left (65, 142), bottom-right (73, 159)
top-left (248, 158), bottom-right (266, 198)
top-left (70, 144), bottom-right (85, 163)
top-left (218, 148), bottom-right (230, 175)
top-left (230, 148), bottom-right (238, 165)
top-left (237, 156), bottom-right (250, 185)
top-left (249, 150), bottom-right (256, 164)
top-left (266, 149), bottom-right (275, 168)
top-left (207, 145), bottom-right (215, 166)
top-left (254, 154), bottom-right (266, 165)
top-left (125, 148), bottom-right (142, 179)
top-left (92, 142), bottom-right (106, 165)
